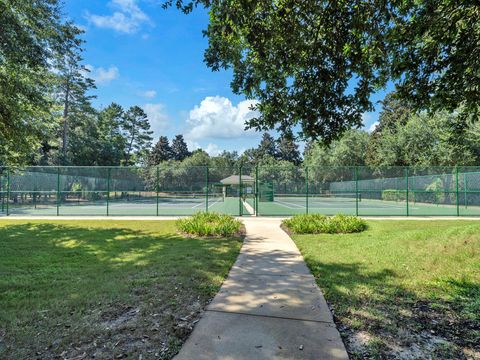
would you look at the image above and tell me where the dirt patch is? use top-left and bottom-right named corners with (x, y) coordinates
top-left (333, 300), bottom-right (480, 360)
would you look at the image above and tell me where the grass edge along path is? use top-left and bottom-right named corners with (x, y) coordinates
top-left (289, 220), bottom-right (480, 360)
top-left (0, 220), bottom-right (243, 360)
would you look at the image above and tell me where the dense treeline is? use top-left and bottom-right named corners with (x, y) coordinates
top-left (0, 1), bottom-right (154, 167)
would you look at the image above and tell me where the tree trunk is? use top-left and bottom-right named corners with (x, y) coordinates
top-left (125, 128), bottom-right (136, 165)
top-left (62, 79), bottom-right (71, 164)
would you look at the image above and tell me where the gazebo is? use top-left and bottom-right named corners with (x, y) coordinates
top-left (219, 175), bottom-right (255, 198)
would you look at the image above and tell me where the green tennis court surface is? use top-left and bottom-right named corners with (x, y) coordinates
top-left (1, 196), bottom-right (252, 216)
top-left (4, 196), bottom-right (478, 217)
top-left (253, 195), bottom-right (480, 216)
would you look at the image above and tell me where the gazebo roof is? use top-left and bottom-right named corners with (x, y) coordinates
top-left (220, 175), bottom-right (255, 185)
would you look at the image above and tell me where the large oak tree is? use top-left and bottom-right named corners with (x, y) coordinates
top-left (169, 0), bottom-right (479, 142)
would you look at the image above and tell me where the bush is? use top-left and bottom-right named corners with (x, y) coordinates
top-left (282, 214), bottom-right (367, 234)
top-left (176, 212), bottom-right (242, 237)
top-left (382, 189), bottom-right (405, 202)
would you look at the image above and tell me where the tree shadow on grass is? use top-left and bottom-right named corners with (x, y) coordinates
top-left (0, 222), bottom-right (242, 360)
top-left (304, 259), bottom-right (480, 359)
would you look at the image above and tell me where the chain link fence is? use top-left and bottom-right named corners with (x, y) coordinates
top-left (1, 166), bottom-right (479, 216)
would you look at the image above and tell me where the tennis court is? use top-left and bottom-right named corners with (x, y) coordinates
top-left (253, 192), bottom-right (480, 216)
top-left (1, 193), bottom-right (251, 216)
top-left (1, 165), bottom-right (480, 217)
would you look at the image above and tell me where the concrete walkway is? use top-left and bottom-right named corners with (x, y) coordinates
top-left (175, 218), bottom-right (349, 360)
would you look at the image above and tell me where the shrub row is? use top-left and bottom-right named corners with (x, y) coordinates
top-left (282, 214), bottom-right (367, 234)
top-left (176, 212), bottom-right (242, 237)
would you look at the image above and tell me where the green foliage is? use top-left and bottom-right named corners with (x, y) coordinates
top-left (276, 131), bottom-right (301, 165)
top-left (0, 1), bottom-right (73, 166)
top-left (170, 1), bottom-right (480, 141)
top-left (95, 103), bottom-right (127, 165)
top-left (52, 22), bottom-right (96, 164)
top-left (122, 106), bottom-right (153, 165)
top-left (366, 110), bottom-right (479, 166)
top-left (381, 189), bottom-right (406, 202)
top-left (148, 136), bottom-right (173, 165)
top-left (176, 212), bottom-right (242, 237)
top-left (304, 129), bottom-right (370, 167)
top-left (171, 134), bottom-right (191, 161)
top-left (282, 214), bottom-right (367, 234)
top-left (256, 133), bottom-right (277, 159)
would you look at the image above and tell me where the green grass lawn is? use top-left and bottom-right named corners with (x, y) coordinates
top-left (0, 220), bottom-right (243, 359)
top-left (291, 221), bottom-right (480, 359)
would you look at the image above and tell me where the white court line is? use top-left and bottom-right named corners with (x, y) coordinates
top-left (274, 200), bottom-right (306, 209)
top-left (207, 198), bottom-right (221, 208)
top-left (191, 201), bottom-right (205, 209)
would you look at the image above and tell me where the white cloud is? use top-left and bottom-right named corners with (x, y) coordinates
top-left (368, 121), bottom-right (379, 133)
top-left (143, 103), bottom-right (169, 138)
top-left (184, 141), bottom-right (221, 156)
top-left (85, 0), bottom-right (152, 34)
top-left (141, 90), bottom-right (156, 98)
top-left (361, 112), bottom-right (380, 133)
top-left (185, 96), bottom-right (259, 140)
top-left (85, 65), bottom-right (119, 85)
top-left (205, 143), bottom-right (221, 156)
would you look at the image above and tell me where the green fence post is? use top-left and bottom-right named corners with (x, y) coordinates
top-left (6, 168), bottom-right (10, 216)
top-left (0, 172), bottom-right (3, 213)
top-left (456, 166), bottom-right (460, 216)
top-left (56, 166), bottom-right (60, 216)
top-left (156, 166), bottom-right (160, 216)
top-left (239, 166), bottom-right (243, 216)
top-left (406, 167), bottom-right (409, 217)
top-left (464, 172), bottom-right (467, 208)
top-left (205, 166), bottom-right (209, 213)
top-left (355, 166), bottom-right (359, 216)
top-left (305, 166), bottom-right (309, 214)
top-left (106, 168), bottom-right (110, 216)
top-left (255, 165), bottom-right (259, 216)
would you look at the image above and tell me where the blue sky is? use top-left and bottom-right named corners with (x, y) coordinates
top-left (65, 0), bottom-right (387, 155)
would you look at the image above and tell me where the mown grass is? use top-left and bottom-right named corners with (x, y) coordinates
top-left (291, 221), bottom-right (480, 359)
top-left (0, 220), bottom-right (243, 359)
top-left (176, 212), bottom-right (242, 237)
top-left (282, 214), bottom-right (367, 234)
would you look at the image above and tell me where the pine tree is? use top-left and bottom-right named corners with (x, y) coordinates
top-left (97, 103), bottom-right (126, 165)
top-left (171, 134), bottom-right (191, 161)
top-left (121, 106), bottom-right (153, 165)
top-left (148, 136), bottom-right (172, 166)
top-left (53, 22), bottom-right (96, 165)
top-left (277, 132), bottom-right (301, 165)
top-left (256, 133), bottom-right (277, 159)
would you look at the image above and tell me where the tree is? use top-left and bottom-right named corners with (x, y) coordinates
top-left (171, 134), bottom-right (191, 161)
top-left (170, 1), bottom-right (480, 141)
top-left (256, 133), bottom-right (277, 159)
top-left (148, 136), bottom-right (172, 166)
top-left (96, 103), bottom-right (126, 166)
top-left (52, 23), bottom-right (96, 164)
top-left (304, 130), bottom-right (370, 167)
top-left (277, 132), bottom-right (301, 165)
top-left (211, 151), bottom-right (239, 168)
top-left (366, 93), bottom-right (413, 165)
top-left (373, 93), bottom-right (413, 135)
top-left (0, 0), bottom-right (72, 165)
top-left (121, 106), bottom-right (153, 165)
top-left (366, 111), bottom-right (479, 167)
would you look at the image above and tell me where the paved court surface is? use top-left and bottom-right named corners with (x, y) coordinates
top-left (174, 218), bottom-right (349, 360)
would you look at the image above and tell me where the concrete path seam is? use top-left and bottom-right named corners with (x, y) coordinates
top-left (206, 309), bottom-right (335, 324)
